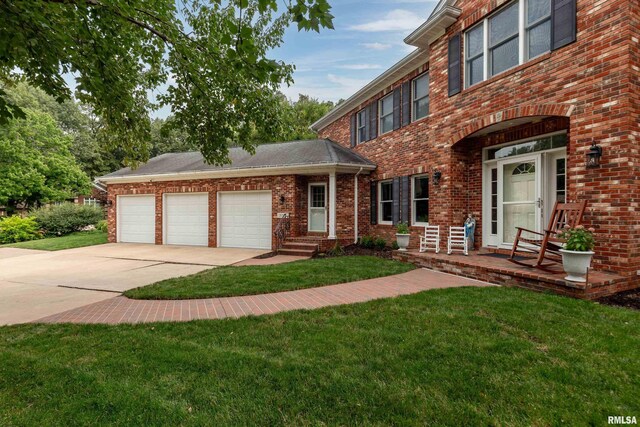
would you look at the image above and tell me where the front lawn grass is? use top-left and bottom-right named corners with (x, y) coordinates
top-left (1, 231), bottom-right (107, 251)
top-left (1, 287), bottom-right (639, 426)
top-left (124, 255), bottom-right (414, 299)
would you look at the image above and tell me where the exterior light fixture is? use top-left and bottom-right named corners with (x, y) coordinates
top-left (279, 195), bottom-right (286, 205)
top-left (433, 170), bottom-right (442, 185)
top-left (586, 142), bottom-right (602, 168)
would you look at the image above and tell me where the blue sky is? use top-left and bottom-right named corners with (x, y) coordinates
top-left (273, 0), bottom-right (438, 103)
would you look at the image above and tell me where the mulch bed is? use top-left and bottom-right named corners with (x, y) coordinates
top-left (321, 245), bottom-right (394, 260)
top-left (597, 289), bottom-right (640, 311)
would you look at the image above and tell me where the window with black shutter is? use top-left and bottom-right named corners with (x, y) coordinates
top-left (401, 81), bottom-right (411, 127)
top-left (392, 177), bottom-right (400, 225)
top-left (448, 33), bottom-right (461, 96)
top-left (356, 109), bottom-right (366, 144)
top-left (392, 87), bottom-right (401, 131)
top-left (350, 114), bottom-right (357, 147)
top-left (369, 101), bottom-right (378, 140)
top-left (370, 181), bottom-right (378, 225)
top-left (551, 0), bottom-right (576, 50)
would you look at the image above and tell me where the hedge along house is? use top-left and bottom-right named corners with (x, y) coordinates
top-left (99, 139), bottom-right (375, 254)
top-left (310, 0), bottom-right (640, 297)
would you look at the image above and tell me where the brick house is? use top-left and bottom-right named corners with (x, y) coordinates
top-left (101, 0), bottom-right (639, 296)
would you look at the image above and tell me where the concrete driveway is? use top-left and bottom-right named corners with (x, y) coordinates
top-left (0, 244), bottom-right (267, 325)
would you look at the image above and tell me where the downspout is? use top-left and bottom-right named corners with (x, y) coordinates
top-left (354, 167), bottom-right (364, 244)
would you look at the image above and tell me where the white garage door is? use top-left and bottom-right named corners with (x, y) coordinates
top-left (164, 193), bottom-right (209, 246)
top-left (117, 195), bottom-right (155, 244)
top-left (219, 192), bottom-right (272, 249)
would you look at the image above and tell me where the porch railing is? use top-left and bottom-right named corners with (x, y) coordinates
top-left (274, 214), bottom-right (291, 250)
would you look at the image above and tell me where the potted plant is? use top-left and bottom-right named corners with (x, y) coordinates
top-left (558, 225), bottom-right (596, 282)
top-left (395, 222), bottom-right (411, 251)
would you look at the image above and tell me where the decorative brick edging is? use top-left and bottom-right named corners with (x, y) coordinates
top-left (34, 269), bottom-right (492, 324)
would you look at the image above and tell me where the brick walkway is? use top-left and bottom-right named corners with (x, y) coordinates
top-left (35, 269), bottom-right (492, 324)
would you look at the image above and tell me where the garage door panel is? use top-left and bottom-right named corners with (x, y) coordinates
top-left (118, 196), bottom-right (156, 244)
top-left (165, 194), bottom-right (209, 246)
top-left (219, 192), bottom-right (272, 250)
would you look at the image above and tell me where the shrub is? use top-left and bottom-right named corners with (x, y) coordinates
top-left (396, 222), bottom-right (410, 234)
top-left (327, 242), bottom-right (345, 256)
top-left (359, 235), bottom-right (375, 249)
top-left (374, 237), bottom-right (387, 250)
top-left (0, 216), bottom-right (42, 244)
top-left (391, 241), bottom-right (400, 250)
top-left (558, 225), bottom-right (596, 252)
top-left (96, 220), bottom-right (108, 233)
top-left (31, 203), bottom-right (104, 236)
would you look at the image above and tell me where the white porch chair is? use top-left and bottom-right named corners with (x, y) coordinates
top-left (419, 225), bottom-right (440, 253)
top-left (447, 226), bottom-right (468, 255)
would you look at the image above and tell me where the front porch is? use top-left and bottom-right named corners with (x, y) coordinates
top-left (393, 249), bottom-right (632, 300)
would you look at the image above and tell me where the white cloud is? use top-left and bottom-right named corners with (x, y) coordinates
top-left (327, 74), bottom-right (371, 93)
top-left (338, 64), bottom-right (382, 70)
top-left (349, 9), bottom-right (426, 32)
top-left (360, 42), bottom-right (393, 50)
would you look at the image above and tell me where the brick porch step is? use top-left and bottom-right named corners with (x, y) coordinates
top-left (278, 242), bottom-right (319, 257)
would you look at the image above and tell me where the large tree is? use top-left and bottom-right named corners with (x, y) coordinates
top-left (0, 110), bottom-right (91, 214)
top-left (0, 0), bottom-right (334, 166)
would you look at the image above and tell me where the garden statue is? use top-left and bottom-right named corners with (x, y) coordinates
top-left (464, 213), bottom-right (476, 250)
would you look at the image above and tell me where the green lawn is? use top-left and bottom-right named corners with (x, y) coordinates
top-left (124, 256), bottom-right (415, 299)
top-left (1, 231), bottom-right (107, 251)
top-left (1, 287), bottom-right (638, 425)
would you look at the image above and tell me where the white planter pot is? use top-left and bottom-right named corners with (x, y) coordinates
top-left (396, 233), bottom-right (410, 251)
top-left (559, 249), bottom-right (595, 283)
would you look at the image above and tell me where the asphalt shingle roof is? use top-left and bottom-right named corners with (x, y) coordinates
top-left (100, 139), bottom-right (375, 179)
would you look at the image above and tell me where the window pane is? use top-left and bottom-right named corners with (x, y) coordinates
top-left (469, 56), bottom-right (484, 86)
top-left (414, 98), bottom-right (430, 120)
top-left (382, 202), bottom-right (393, 222)
top-left (528, 0), bottom-right (551, 24)
top-left (466, 25), bottom-right (484, 57)
top-left (414, 177), bottom-right (429, 199)
top-left (528, 20), bottom-right (551, 58)
top-left (490, 2), bottom-right (519, 46)
top-left (491, 37), bottom-right (519, 75)
top-left (311, 186), bottom-right (325, 208)
top-left (381, 115), bottom-right (393, 133)
top-left (381, 182), bottom-right (392, 201)
top-left (381, 95), bottom-right (393, 115)
top-left (358, 128), bottom-right (365, 142)
top-left (414, 74), bottom-right (429, 99)
top-left (556, 158), bottom-right (566, 174)
top-left (414, 200), bottom-right (429, 223)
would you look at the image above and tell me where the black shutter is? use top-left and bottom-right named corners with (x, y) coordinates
top-left (448, 33), bottom-right (462, 97)
top-left (369, 101), bottom-right (378, 140)
top-left (392, 87), bottom-right (401, 130)
top-left (350, 114), bottom-right (357, 147)
top-left (401, 81), bottom-right (411, 127)
top-left (401, 175), bottom-right (410, 223)
top-left (370, 181), bottom-right (377, 225)
top-left (363, 107), bottom-right (370, 142)
top-left (392, 177), bottom-right (400, 225)
top-left (552, 0), bottom-right (577, 51)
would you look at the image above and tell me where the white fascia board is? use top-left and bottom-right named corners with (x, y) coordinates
top-left (404, 6), bottom-right (462, 48)
top-left (98, 163), bottom-right (376, 184)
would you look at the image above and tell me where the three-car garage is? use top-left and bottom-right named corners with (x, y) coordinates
top-left (115, 191), bottom-right (272, 250)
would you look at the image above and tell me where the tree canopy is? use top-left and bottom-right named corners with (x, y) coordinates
top-left (0, 109), bottom-right (91, 214)
top-left (0, 0), bottom-right (334, 166)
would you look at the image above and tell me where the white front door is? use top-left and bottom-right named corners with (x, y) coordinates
top-left (497, 154), bottom-right (542, 246)
top-left (164, 193), bottom-right (209, 246)
top-left (308, 183), bottom-right (327, 232)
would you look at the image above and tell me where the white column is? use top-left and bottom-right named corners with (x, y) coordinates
top-left (328, 171), bottom-right (337, 239)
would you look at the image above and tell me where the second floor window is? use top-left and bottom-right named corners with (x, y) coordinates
top-left (465, 0), bottom-right (553, 88)
top-left (412, 74), bottom-right (430, 121)
top-left (379, 94), bottom-right (393, 135)
top-left (357, 109), bottom-right (366, 144)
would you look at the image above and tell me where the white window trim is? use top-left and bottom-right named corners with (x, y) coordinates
top-left (378, 94), bottom-right (394, 136)
top-left (411, 175), bottom-right (430, 226)
top-left (411, 73), bottom-right (430, 122)
top-left (356, 109), bottom-right (366, 144)
top-left (378, 180), bottom-right (393, 225)
top-left (83, 197), bottom-right (101, 206)
top-left (464, 0), bottom-right (552, 88)
top-left (308, 182), bottom-right (327, 232)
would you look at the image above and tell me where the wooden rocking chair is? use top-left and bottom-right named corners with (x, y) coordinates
top-left (508, 200), bottom-right (587, 271)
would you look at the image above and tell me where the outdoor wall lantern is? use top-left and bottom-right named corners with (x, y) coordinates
top-left (433, 170), bottom-right (442, 185)
top-left (279, 195), bottom-right (286, 205)
top-left (586, 142), bottom-right (602, 168)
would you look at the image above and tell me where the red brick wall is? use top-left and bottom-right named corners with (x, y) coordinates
top-left (319, 0), bottom-right (639, 277)
top-left (106, 173), bottom-right (366, 250)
